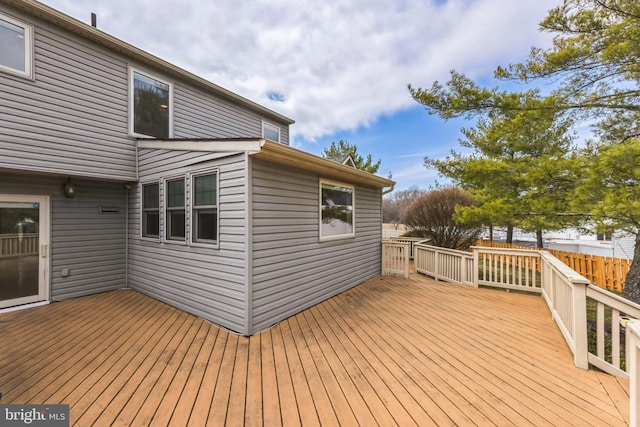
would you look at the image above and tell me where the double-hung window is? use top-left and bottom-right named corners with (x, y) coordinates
top-left (130, 68), bottom-right (172, 138)
top-left (165, 178), bottom-right (185, 241)
top-left (142, 182), bottom-right (160, 238)
top-left (262, 122), bottom-right (280, 143)
top-left (141, 171), bottom-right (219, 246)
top-left (320, 180), bottom-right (355, 241)
top-left (0, 13), bottom-right (33, 78)
top-left (191, 171), bottom-right (218, 245)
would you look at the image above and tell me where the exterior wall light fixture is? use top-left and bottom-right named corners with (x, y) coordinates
top-left (63, 178), bottom-right (77, 198)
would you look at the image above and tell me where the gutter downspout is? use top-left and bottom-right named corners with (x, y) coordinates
top-left (382, 183), bottom-right (395, 196)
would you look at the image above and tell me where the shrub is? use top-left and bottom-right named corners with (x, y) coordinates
top-left (404, 187), bottom-right (482, 251)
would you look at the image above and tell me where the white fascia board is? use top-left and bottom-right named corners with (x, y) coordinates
top-left (254, 141), bottom-right (395, 189)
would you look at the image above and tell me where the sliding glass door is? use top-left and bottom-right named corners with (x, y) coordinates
top-left (0, 194), bottom-right (49, 309)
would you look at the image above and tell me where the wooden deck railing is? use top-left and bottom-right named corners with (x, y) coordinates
top-left (381, 241), bottom-right (410, 278)
top-left (586, 285), bottom-right (640, 377)
top-left (413, 243), bottom-right (640, 379)
top-left (395, 240), bottom-right (640, 417)
top-left (382, 238), bottom-right (432, 279)
top-left (538, 250), bottom-right (590, 370)
top-left (384, 237), bottom-right (429, 259)
top-left (413, 244), bottom-right (474, 286)
top-left (0, 234), bottom-right (39, 259)
top-left (476, 239), bottom-right (631, 292)
top-left (627, 320), bottom-right (640, 425)
top-left (476, 247), bottom-right (543, 293)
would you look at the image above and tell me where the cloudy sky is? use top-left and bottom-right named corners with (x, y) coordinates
top-left (41, 0), bottom-right (559, 190)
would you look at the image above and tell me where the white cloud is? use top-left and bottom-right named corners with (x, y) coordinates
top-left (41, 0), bottom-right (557, 143)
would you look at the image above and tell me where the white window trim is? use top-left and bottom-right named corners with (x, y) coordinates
top-left (128, 66), bottom-right (174, 139)
top-left (163, 175), bottom-right (187, 245)
top-left (0, 12), bottom-right (34, 79)
top-left (189, 168), bottom-right (220, 249)
top-left (319, 179), bottom-right (355, 242)
top-left (140, 180), bottom-right (161, 241)
top-left (262, 121), bottom-right (281, 143)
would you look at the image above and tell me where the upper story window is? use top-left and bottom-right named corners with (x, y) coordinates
top-left (320, 180), bottom-right (355, 241)
top-left (142, 182), bottom-right (160, 239)
top-left (262, 122), bottom-right (280, 143)
top-left (130, 68), bottom-right (173, 138)
top-left (0, 13), bottom-right (33, 78)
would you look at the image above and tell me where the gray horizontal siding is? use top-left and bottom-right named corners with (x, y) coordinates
top-left (0, 3), bottom-right (290, 183)
top-left (172, 83), bottom-right (290, 144)
top-left (250, 159), bottom-right (382, 332)
top-left (0, 4), bottom-right (135, 180)
top-left (175, 84), bottom-right (259, 138)
top-left (129, 150), bottom-right (248, 333)
top-left (0, 171), bottom-right (126, 300)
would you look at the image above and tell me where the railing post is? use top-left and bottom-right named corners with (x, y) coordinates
top-left (461, 251), bottom-right (467, 285)
top-left (543, 255), bottom-right (554, 310)
top-left (573, 282), bottom-right (589, 369)
top-left (472, 248), bottom-right (479, 288)
top-left (403, 243), bottom-right (409, 279)
top-left (628, 320), bottom-right (640, 426)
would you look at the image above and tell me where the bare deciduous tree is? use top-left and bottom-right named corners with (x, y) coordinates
top-left (404, 187), bottom-right (482, 250)
top-left (382, 186), bottom-right (427, 229)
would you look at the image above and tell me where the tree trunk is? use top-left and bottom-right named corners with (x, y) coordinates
top-left (489, 225), bottom-right (494, 245)
top-left (622, 233), bottom-right (640, 303)
top-left (536, 229), bottom-right (543, 249)
top-left (506, 225), bottom-right (513, 244)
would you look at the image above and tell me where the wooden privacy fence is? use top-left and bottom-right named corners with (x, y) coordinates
top-left (476, 240), bottom-right (631, 292)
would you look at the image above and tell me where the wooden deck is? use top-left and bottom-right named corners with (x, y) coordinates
top-left (0, 272), bottom-right (629, 426)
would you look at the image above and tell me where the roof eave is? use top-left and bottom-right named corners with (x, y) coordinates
top-left (137, 139), bottom-right (394, 189)
top-left (254, 141), bottom-right (394, 189)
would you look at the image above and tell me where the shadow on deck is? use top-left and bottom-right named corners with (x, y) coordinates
top-left (0, 271), bottom-right (630, 426)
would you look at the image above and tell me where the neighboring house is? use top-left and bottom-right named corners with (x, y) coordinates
top-left (546, 231), bottom-right (635, 260)
top-left (326, 154), bottom-right (357, 169)
top-left (0, 0), bottom-right (393, 335)
top-left (482, 226), bottom-right (635, 259)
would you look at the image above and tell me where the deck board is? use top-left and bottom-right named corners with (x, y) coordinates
top-left (169, 323), bottom-right (219, 426)
top-left (188, 329), bottom-right (226, 426)
top-left (0, 272), bottom-right (630, 426)
top-left (259, 331), bottom-right (282, 427)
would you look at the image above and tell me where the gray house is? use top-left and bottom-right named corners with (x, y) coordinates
top-left (0, 0), bottom-right (393, 335)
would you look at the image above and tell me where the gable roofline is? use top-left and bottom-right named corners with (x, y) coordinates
top-left (3, 0), bottom-right (294, 125)
top-left (326, 154), bottom-right (357, 169)
top-left (138, 139), bottom-right (394, 189)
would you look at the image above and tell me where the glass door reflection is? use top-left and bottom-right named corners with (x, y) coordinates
top-left (0, 201), bottom-right (40, 303)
